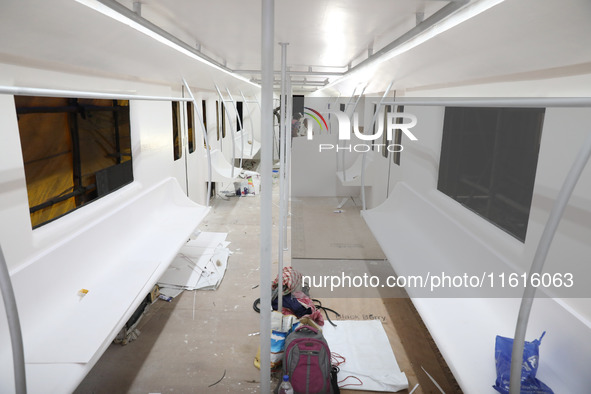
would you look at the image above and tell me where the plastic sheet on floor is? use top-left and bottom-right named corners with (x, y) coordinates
top-left (323, 320), bottom-right (409, 392)
top-left (157, 232), bottom-right (230, 296)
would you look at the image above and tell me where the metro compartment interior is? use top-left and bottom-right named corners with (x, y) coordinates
top-left (1, 1), bottom-right (591, 393)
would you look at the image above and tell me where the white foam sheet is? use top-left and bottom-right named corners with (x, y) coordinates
top-left (323, 320), bottom-right (408, 392)
top-left (193, 246), bottom-right (230, 290)
top-left (157, 232), bottom-right (230, 292)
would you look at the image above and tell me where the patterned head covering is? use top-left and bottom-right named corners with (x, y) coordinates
top-left (272, 266), bottom-right (302, 296)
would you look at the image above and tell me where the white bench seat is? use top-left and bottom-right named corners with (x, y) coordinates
top-left (6, 177), bottom-right (209, 393)
top-left (362, 181), bottom-right (591, 393)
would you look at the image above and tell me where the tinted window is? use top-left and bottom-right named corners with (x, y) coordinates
top-left (438, 107), bottom-right (545, 241)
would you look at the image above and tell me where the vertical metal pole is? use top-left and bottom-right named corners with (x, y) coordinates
top-left (337, 91), bottom-right (355, 174)
top-left (215, 84), bottom-right (237, 177)
top-left (239, 90), bottom-right (257, 158)
top-left (225, 87), bottom-right (245, 168)
top-left (361, 80), bottom-right (393, 210)
top-left (277, 42), bottom-right (288, 314)
top-left (509, 130), bottom-right (591, 393)
top-left (181, 86), bottom-right (190, 195)
top-left (283, 77), bottom-right (292, 250)
top-left (342, 86), bottom-right (366, 182)
top-left (0, 246), bottom-right (27, 394)
top-left (329, 93), bottom-right (341, 136)
top-left (182, 78), bottom-right (212, 207)
top-left (68, 98), bottom-right (83, 206)
top-left (260, 0), bottom-right (274, 391)
top-left (132, 0), bottom-right (141, 15)
top-left (112, 100), bottom-right (122, 164)
top-left (339, 91), bottom-right (355, 181)
top-left (386, 91), bottom-right (397, 200)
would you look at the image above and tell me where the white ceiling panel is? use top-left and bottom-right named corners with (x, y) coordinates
top-left (1, 0), bottom-right (590, 95)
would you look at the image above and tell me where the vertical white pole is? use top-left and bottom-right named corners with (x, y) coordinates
top-left (225, 87), bottom-right (245, 168)
top-left (283, 76), bottom-right (293, 251)
top-left (509, 131), bottom-right (591, 393)
top-left (337, 91), bottom-right (356, 174)
top-left (361, 80), bottom-right (393, 210)
top-left (0, 246), bottom-right (26, 394)
top-left (342, 85), bottom-right (366, 182)
top-left (239, 89), bottom-right (257, 158)
top-left (215, 84), bottom-right (237, 177)
top-left (182, 78), bottom-right (212, 207)
top-left (277, 42), bottom-right (288, 313)
top-left (283, 77), bottom-right (292, 250)
top-left (260, 0), bottom-right (274, 391)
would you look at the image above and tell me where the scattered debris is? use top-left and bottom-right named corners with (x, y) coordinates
top-left (208, 369), bottom-right (226, 387)
top-left (421, 366), bottom-right (446, 394)
top-left (158, 294), bottom-right (173, 302)
top-left (113, 293), bottom-right (152, 345)
top-left (337, 197), bottom-right (348, 209)
top-left (234, 170), bottom-right (261, 196)
top-left (157, 232), bottom-right (231, 297)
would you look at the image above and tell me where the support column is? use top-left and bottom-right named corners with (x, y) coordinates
top-left (0, 247), bottom-right (26, 393)
top-left (283, 77), bottom-right (292, 250)
top-left (277, 42), bottom-right (289, 313)
top-left (259, 0), bottom-right (274, 391)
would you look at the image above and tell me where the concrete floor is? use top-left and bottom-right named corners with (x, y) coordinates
top-left (75, 174), bottom-right (461, 394)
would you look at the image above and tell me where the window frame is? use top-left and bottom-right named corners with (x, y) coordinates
top-left (15, 95), bottom-right (133, 228)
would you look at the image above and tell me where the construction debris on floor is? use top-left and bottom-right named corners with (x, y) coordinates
top-left (256, 267), bottom-right (410, 393)
top-left (157, 231), bottom-right (231, 297)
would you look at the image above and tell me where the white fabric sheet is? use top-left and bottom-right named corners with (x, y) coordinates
top-left (322, 320), bottom-right (408, 392)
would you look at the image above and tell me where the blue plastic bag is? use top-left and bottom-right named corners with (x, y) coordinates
top-left (493, 331), bottom-right (554, 394)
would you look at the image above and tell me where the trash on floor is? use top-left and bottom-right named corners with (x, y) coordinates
top-left (492, 332), bottom-right (554, 394)
top-left (421, 366), bottom-right (445, 393)
top-left (157, 232), bottom-right (231, 297)
top-left (234, 170), bottom-right (261, 196)
top-left (113, 290), bottom-right (155, 346)
top-left (208, 369), bottom-right (226, 387)
top-left (336, 197), bottom-right (349, 209)
top-left (322, 320), bottom-right (409, 392)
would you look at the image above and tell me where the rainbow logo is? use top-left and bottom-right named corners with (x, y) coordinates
top-left (304, 107), bottom-right (328, 132)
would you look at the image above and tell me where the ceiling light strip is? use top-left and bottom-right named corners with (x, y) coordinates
top-left (319, 0), bottom-right (507, 91)
top-left (0, 85), bottom-right (192, 101)
top-left (75, 0), bottom-right (259, 88)
top-left (380, 97), bottom-right (591, 107)
top-left (234, 70), bottom-right (344, 77)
